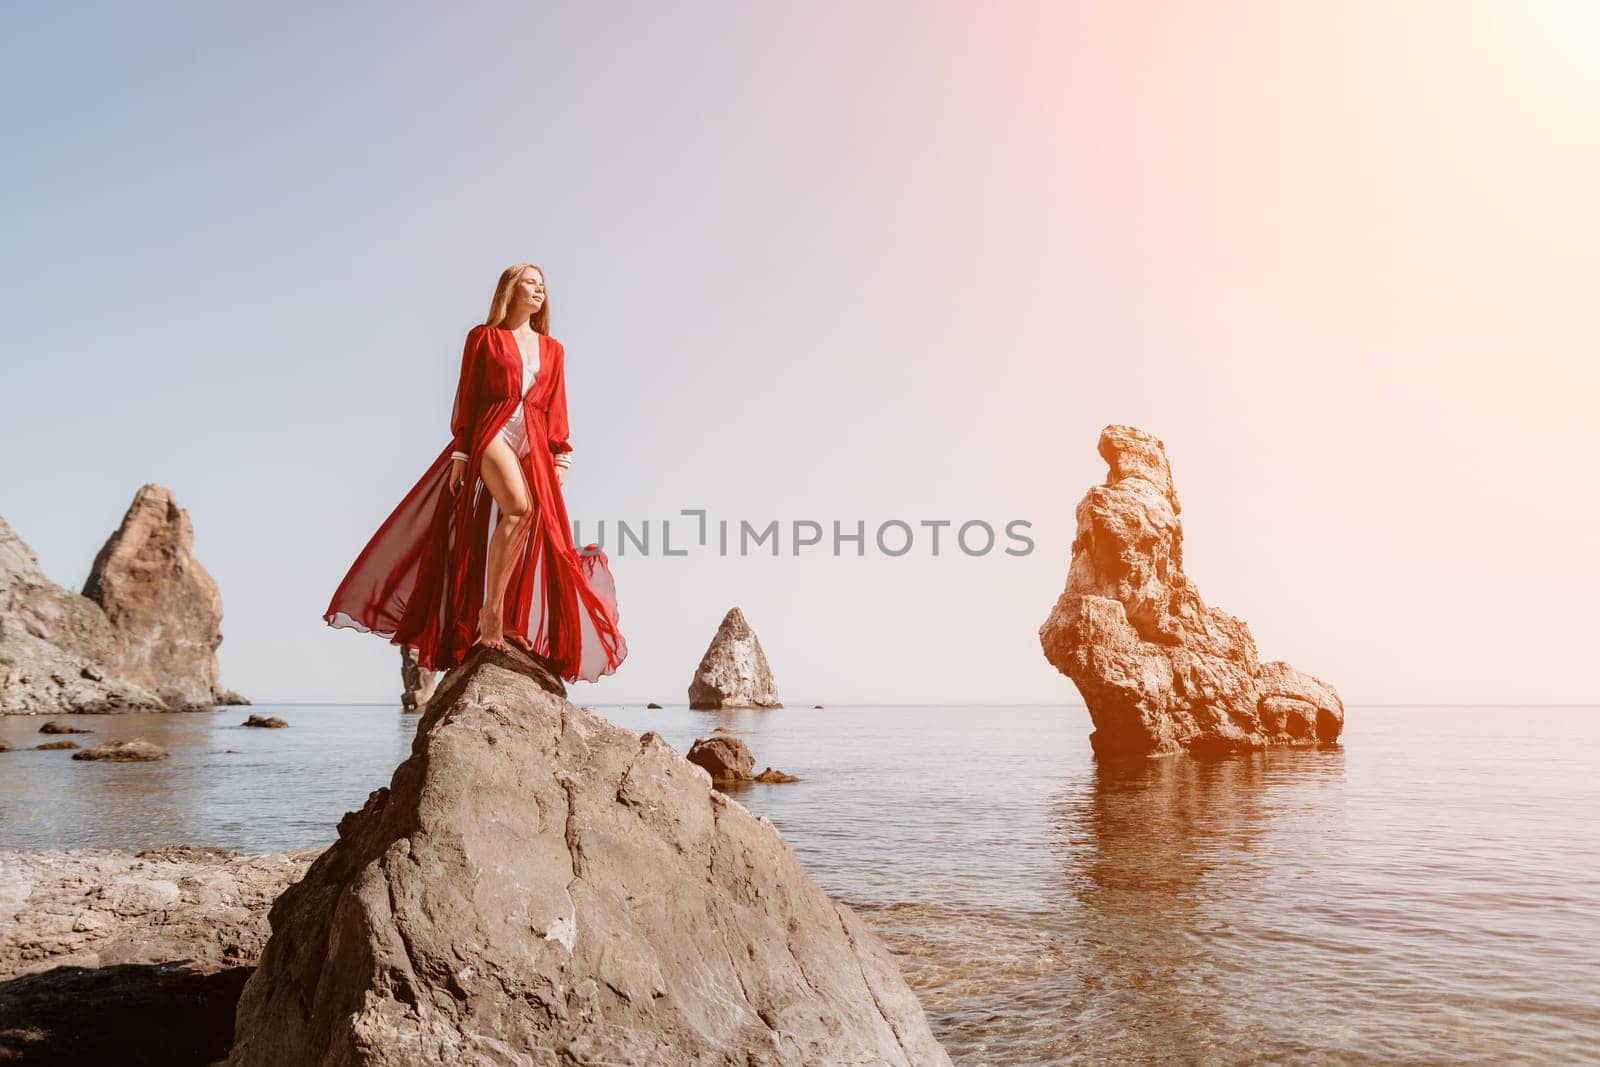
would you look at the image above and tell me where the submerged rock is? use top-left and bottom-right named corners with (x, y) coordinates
top-left (686, 735), bottom-right (756, 783)
top-left (0, 516), bottom-right (165, 715)
top-left (82, 485), bottom-right (242, 710)
top-left (240, 714), bottom-right (287, 729)
top-left (1038, 425), bottom-right (1346, 758)
top-left (688, 607), bottom-right (782, 709)
top-left (39, 720), bottom-right (93, 734)
top-left (228, 645), bottom-right (948, 1066)
top-left (753, 767), bottom-right (801, 784)
top-left (35, 739), bottom-right (79, 750)
top-left (72, 739), bottom-right (169, 762)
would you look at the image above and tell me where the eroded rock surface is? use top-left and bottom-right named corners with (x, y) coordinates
top-left (0, 846), bottom-right (319, 1065)
top-left (0, 516), bottom-right (165, 715)
top-left (1038, 425), bottom-right (1345, 758)
top-left (83, 484), bottom-right (238, 710)
top-left (229, 645), bottom-right (948, 1066)
top-left (688, 607), bottom-right (782, 709)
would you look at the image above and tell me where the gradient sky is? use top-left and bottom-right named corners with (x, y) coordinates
top-left (3, 2), bottom-right (1596, 706)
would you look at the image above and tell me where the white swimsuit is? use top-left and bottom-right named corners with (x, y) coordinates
top-left (497, 356), bottom-right (540, 457)
top-left (449, 346), bottom-right (572, 471)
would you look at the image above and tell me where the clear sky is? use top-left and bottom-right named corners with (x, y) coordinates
top-left (3, 2), bottom-right (1596, 706)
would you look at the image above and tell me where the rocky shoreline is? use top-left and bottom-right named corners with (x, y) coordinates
top-left (0, 845), bottom-right (320, 1064)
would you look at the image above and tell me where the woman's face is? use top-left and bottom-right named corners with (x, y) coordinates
top-left (516, 269), bottom-right (546, 312)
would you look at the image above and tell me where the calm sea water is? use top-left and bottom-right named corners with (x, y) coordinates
top-left (2, 703), bottom-right (1597, 1065)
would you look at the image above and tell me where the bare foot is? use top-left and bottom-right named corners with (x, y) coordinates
top-left (506, 631), bottom-right (537, 656)
top-left (475, 604), bottom-right (511, 652)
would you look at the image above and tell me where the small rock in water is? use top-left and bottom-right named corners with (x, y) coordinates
top-left (72, 739), bottom-right (169, 762)
top-left (241, 714), bottom-right (287, 728)
top-left (753, 766), bottom-right (800, 783)
top-left (0, 740), bottom-right (9, 753)
top-left (813, 703), bottom-right (823, 708)
top-left (646, 701), bottom-right (662, 709)
top-left (36, 739), bottom-right (80, 750)
top-left (686, 735), bottom-right (756, 783)
top-left (39, 720), bottom-right (94, 734)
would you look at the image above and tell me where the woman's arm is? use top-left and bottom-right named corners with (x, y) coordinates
top-left (450, 326), bottom-right (486, 463)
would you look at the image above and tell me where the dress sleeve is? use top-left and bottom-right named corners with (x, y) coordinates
top-left (547, 339), bottom-right (574, 468)
top-left (449, 326), bottom-right (485, 462)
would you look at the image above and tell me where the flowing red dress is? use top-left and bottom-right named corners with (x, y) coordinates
top-left (323, 324), bottom-right (627, 682)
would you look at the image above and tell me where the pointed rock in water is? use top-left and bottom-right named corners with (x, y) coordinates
top-left (228, 644), bottom-right (949, 1066)
top-left (686, 735), bottom-right (756, 783)
top-left (687, 607), bottom-right (782, 709)
top-left (82, 485), bottom-right (243, 710)
top-left (754, 767), bottom-right (800, 784)
top-left (0, 516), bottom-right (165, 715)
top-left (399, 645), bottom-right (435, 711)
top-left (1038, 425), bottom-right (1346, 758)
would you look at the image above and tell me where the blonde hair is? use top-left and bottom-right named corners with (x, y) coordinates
top-left (484, 262), bottom-right (550, 333)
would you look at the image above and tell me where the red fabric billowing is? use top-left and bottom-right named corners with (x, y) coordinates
top-left (323, 324), bottom-right (627, 682)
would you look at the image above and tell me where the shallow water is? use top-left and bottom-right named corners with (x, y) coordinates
top-left (2, 703), bottom-right (1597, 1064)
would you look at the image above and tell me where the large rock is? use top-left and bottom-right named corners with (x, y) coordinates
top-left (83, 484), bottom-right (240, 710)
top-left (0, 846), bottom-right (319, 1065)
top-left (1038, 425), bottom-right (1345, 758)
top-left (229, 645), bottom-right (948, 1066)
top-left (688, 607), bottom-right (783, 709)
top-left (0, 515), bottom-right (165, 714)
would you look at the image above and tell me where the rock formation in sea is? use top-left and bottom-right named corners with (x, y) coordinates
top-left (71, 739), bottom-right (170, 762)
top-left (0, 516), bottom-right (167, 715)
top-left (687, 734), bottom-right (757, 783)
top-left (241, 714), bottom-right (287, 729)
top-left (0, 845), bottom-right (320, 1065)
top-left (228, 645), bottom-right (948, 1066)
top-left (1038, 425), bottom-right (1346, 758)
top-left (82, 484), bottom-right (240, 710)
top-left (688, 606), bottom-right (783, 709)
top-left (399, 646), bottom-right (436, 711)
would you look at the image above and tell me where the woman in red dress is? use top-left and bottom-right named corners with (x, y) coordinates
top-left (323, 263), bottom-right (627, 683)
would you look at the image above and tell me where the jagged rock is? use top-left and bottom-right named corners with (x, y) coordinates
top-left (0, 845), bottom-right (319, 1065)
top-left (82, 484), bottom-right (241, 710)
top-left (687, 607), bottom-right (782, 709)
top-left (215, 688), bottom-right (251, 706)
top-left (35, 740), bottom-right (79, 750)
top-left (686, 735), bottom-right (756, 783)
top-left (240, 715), bottom-right (287, 729)
top-left (753, 767), bottom-right (800, 784)
top-left (0, 516), bottom-right (166, 715)
top-left (399, 646), bottom-right (436, 712)
top-left (1039, 425), bottom-right (1346, 758)
top-left (72, 739), bottom-right (169, 762)
top-left (228, 646), bottom-right (949, 1066)
top-left (39, 721), bottom-right (92, 734)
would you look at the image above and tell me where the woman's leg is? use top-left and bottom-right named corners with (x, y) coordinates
top-left (476, 433), bottom-right (534, 651)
